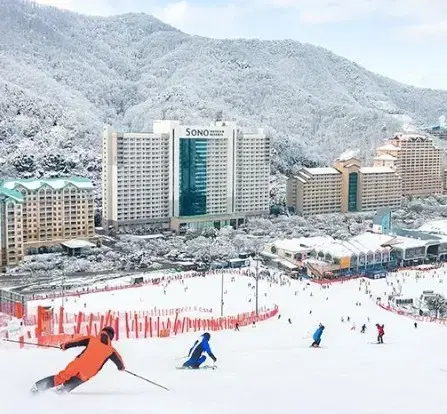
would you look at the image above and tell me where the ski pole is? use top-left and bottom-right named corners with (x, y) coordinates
top-left (2, 339), bottom-right (60, 349)
top-left (125, 370), bottom-right (170, 391)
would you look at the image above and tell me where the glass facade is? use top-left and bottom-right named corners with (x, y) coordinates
top-left (179, 138), bottom-right (207, 216)
top-left (348, 172), bottom-right (358, 212)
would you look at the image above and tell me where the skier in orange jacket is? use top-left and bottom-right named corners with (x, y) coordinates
top-left (31, 326), bottom-right (125, 394)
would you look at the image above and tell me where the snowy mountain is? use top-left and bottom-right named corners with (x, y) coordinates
top-left (1, 0), bottom-right (447, 186)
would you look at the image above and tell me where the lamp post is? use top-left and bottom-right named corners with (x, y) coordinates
top-left (251, 252), bottom-right (260, 316)
top-left (61, 272), bottom-right (66, 309)
top-left (220, 268), bottom-right (224, 317)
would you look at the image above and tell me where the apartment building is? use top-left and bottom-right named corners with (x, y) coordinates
top-left (376, 133), bottom-right (443, 196)
top-left (102, 120), bottom-right (270, 233)
top-left (0, 188), bottom-right (24, 268)
top-left (102, 127), bottom-right (172, 230)
top-left (286, 168), bottom-right (342, 215)
top-left (234, 128), bottom-right (270, 214)
top-left (358, 167), bottom-right (402, 211)
top-left (0, 177), bottom-right (95, 268)
top-left (334, 157), bottom-right (402, 213)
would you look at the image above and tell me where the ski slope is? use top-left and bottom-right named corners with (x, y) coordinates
top-left (2, 272), bottom-right (447, 414)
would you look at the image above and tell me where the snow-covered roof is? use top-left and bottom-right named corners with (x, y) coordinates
top-left (2, 177), bottom-right (94, 192)
top-left (392, 133), bottom-right (429, 141)
top-left (349, 232), bottom-right (396, 251)
top-left (373, 154), bottom-right (397, 161)
top-left (303, 167), bottom-right (340, 175)
top-left (393, 236), bottom-right (428, 250)
top-left (314, 241), bottom-right (356, 258)
top-left (273, 236), bottom-right (334, 253)
top-left (336, 150), bottom-right (359, 162)
top-left (130, 234), bottom-right (165, 240)
top-left (61, 239), bottom-right (95, 249)
top-left (418, 220), bottom-right (447, 236)
top-left (360, 167), bottom-right (395, 174)
top-left (273, 259), bottom-right (298, 269)
top-left (0, 187), bottom-right (23, 203)
top-left (376, 144), bottom-right (401, 151)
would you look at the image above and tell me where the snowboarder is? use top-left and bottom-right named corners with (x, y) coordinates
top-left (235, 323), bottom-right (240, 331)
top-left (183, 333), bottom-right (217, 369)
top-left (376, 324), bottom-right (385, 344)
top-left (361, 324), bottom-right (366, 334)
top-left (31, 327), bottom-right (124, 394)
top-left (288, 318), bottom-right (292, 324)
top-left (311, 323), bottom-right (325, 347)
top-left (414, 322), bottom-right (418, 329)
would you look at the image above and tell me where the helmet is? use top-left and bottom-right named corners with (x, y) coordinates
top-left (101, 326), bottom-right (115, 341)
top-left (202, 332), bottom-right (211, 341)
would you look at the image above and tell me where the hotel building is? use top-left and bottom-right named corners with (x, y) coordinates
top-left (0, 177), bottom-right (95, 268)
top-left (286, 168), bottom-right (342, 215)
top-left (287, 157), bottom-right (402, 216)
top-left (375, 133), bottom-right (443, 196)
top-left (102, 120), bottom-right (270, 233)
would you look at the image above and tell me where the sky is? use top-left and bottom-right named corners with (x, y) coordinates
top-left (35, 0), bottom-right (447, 90)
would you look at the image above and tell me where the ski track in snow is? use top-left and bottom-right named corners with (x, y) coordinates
top-left (2, 271), bottom-right (447, 414)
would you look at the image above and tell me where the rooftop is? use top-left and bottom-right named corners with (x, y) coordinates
top-left (418, 220), bottom-right (447, 236)
top-left (0, 188), bottom-right (24, 203)
top-left (61, 239), bottom-right (96, 249)
top-left (1, 177), bottom-right (94, 192)
top-left (373, 154), bottom-right (397, 161)
top-left (360, 167), bottom-right (395, 174)
top-left (302, 167), bottom-right (341, 175)
top-left (393, 236), bottom-right (429, 250)
top-left (272, 236), bottom-right (334, 253)
top-left (376, 143), bottom-right (401, 152)
top-left (392, 133), bottom-right (430, 142)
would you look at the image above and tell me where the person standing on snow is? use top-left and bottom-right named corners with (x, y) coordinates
top-left (376, 324), bottom-right (385, 344)
top-left (361, 324), bottom-right (366, 334)
top-left (31, 326), bottom-right (124, 394)
top-left (183, 332), bottom-right (217, 369)
top-left (311, 323), bottom-right (325, 347)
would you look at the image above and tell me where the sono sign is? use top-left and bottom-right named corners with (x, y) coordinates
top-left (183, 127), bottom-right (226, 138)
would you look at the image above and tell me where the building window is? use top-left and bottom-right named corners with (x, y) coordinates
top-left (348, 172), bottom-right (358, 212)
top-left (179, 138), bottom-right (207, 216)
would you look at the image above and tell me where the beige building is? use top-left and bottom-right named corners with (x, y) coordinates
top-left (103, 120), bottom-right (270, 233)
top-left (358, 167), bottom-right (402, 211)
top-left (375, 133), bottom-right (443, 196)
top-left (287, 168), bottom-right (342, 215)
top-left (0, 177), bottom-right (95, 268)
top-left (0, 188), bottom-right (24, 268)
top-left (287, 157), bottom-right (402, 216)
top-left (334, 157), bottom-right (402, 213)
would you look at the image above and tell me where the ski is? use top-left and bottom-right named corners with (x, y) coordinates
top-left (176, 365), bottom-right (217, 370)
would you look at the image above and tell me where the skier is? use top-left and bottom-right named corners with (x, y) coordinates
top-left (288, 318), bottom-right (292, 324)
top-left (361, 324), bottom-right (366, 334)
top-left (31, 327), bottom-right (124, 394)
top-left (235, 323), bottom-right (240, 331)
top-left (414, 322), bottom-right (418, 329)
top-left (183, 332), bottom-right (217, 369)
top-left (376, 324), bottom-right (385, 344)
top-left (311, 323), bottom-right (325, 348)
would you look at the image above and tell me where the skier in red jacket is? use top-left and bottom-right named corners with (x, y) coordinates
top-left (376, 324), bottom-right (385, 344)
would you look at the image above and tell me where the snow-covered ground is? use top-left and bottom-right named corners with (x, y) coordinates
top-left (27, 274), bottom-right (276, 315)
top-left (2, 270), bottom-right (447, 414)
top-left (370, 267), bottom-right (447, 302)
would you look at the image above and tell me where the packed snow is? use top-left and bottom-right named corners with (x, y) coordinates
top-left (2, 268), bottom-right (447, 413)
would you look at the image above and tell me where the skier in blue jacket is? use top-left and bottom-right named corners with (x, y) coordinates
top-left (311, 323), bottom-right (325, 347)
top-left (183, 332), bottom-right (217, 369)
